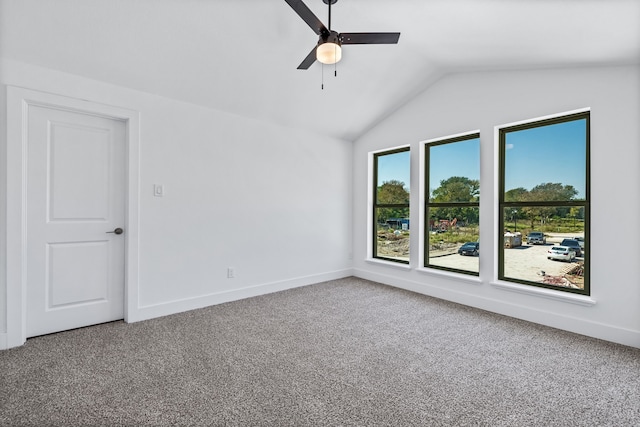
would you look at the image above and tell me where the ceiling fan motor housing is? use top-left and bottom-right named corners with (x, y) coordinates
top-left (317, 30), bottom-right (342, 64)
top-left (320, 30), bottom-right (342, 46)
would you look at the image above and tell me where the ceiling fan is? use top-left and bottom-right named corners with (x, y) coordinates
top-left (284, 0), bottom-right (400, 70)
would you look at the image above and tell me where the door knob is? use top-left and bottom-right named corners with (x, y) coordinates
top-left (106, 227), bottom-right (124, 235)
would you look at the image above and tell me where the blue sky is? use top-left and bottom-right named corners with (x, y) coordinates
top-left (376, 139), bottom-right (480, 194)
top-left (429, 138), bottom-right (480, 192)
top-left (377, 119), bottom-right (586, 198)
top-left (377, 150), bottom-right (411, 190)
top-left (505, 119), bottom-right (586, 198)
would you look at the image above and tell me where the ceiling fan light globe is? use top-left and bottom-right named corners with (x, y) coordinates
top-left (316, 42), bottom-right (342, 65)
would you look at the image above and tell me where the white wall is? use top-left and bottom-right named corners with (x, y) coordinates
top-left (0, 59), bottom-right (353, 346)
top-left (353, 65), bottom-right (640, 348)
top-left (3, 59), bottom-right (638, 350)
top-left (0, 79), bottom-right (6, 339)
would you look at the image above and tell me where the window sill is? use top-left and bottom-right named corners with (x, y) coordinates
top-left (491, 281), bottom-right (596, 306)
top-left (416, 267), bottom-right (483, 285)
top-left (365, 258), bottom-right (411, 270)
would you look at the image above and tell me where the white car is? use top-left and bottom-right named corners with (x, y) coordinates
top-left (547, 245), bottom-right (576, 262)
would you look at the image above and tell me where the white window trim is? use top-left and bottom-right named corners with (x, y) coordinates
top-left (493, 108), bottom-right (591, 296)
top-left (491, 280), bottom-right (596, 306)
top-left (368, 144), bottom-right (411, 264)
top-left (365, 258), bottom-right (412, 270)
top-left (416, 267), bottom-right (483, 285)
top-left (494, 107), bottom-right (590, 131)
top-left (419, 130), bottom-right (481, 272)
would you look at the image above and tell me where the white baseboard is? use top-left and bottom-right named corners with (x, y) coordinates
top-left (353, 268), bottom-right (640, 349)
top-left (128, 269), bottom-right (353, 323)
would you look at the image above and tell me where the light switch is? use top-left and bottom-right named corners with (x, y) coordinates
top-left (154, 184), bottom-right (164, 197)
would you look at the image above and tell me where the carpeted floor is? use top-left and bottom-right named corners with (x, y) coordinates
top-left (1, 277), bottom-right (639, 426)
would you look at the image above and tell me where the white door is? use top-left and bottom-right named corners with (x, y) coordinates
top-left (26, 105), bottom-right (126, 337)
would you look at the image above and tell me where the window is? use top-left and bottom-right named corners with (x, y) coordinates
top-left (499, 111), bottom-right (589, 295)
top-left (424, 133), bottom-right (480, 275)
top-left (373, 148), bottom-right (410, 263)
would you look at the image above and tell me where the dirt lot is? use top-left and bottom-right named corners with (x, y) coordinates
top-left (430, 234), bottom-right (584, 289)
top-left (379, 232), bottom-right (584, 289)
top-left (376, 232), bottom-right (410, 261)
top-left (503, 243), bottom-right (583, 288)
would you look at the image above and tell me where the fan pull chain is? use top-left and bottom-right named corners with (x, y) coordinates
top-left (320, 61), bottom-right (337, 90)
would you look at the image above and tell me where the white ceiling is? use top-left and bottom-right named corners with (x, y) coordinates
top-left (2, 0), bottom-right (639, 141)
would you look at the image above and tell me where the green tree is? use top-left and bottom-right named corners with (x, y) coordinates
top-left (431, 176), bottom-right (479, 203)
top-left (509, 183), bottom-right (579, 228)
top-left (377, 180), bottom-right (409, 204)
top-left (529, 182), bottom-right (577, 201)
top-left (376, 180), bottom-right (409, 225)
top-left (430, 177), bottom-right (479, 225)
top-left (505, 187), bottom-right (529, 202)
top-left (568, 206), bottom-right (583, 229)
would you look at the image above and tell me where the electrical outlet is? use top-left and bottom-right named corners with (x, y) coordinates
top-left (227, 267), bottom-right (235, 278)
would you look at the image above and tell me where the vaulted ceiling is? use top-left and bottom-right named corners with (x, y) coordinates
top-left (2, 0), bottom-right (639, 141)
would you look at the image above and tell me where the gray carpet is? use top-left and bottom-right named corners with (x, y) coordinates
top-left (1, 277), bottom-right (639, 426)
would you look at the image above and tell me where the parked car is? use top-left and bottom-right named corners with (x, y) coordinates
top-left (526, 231), bottom-right (546, 245)
top-left (458, 242), bottom-right (479, 256)
top-left (560, 238), bottom-right (583, 257)
top-left (573, 236), bottom-right (585, 249)
top-left (547, 245), bottom-right (576, 262)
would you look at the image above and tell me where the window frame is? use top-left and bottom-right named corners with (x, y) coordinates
top-left (498, 110), bottom-right (590, 295)
top-left (372, 147), bottom-right (410, 264)
top-left (424, 132), bottom-right (481, 275)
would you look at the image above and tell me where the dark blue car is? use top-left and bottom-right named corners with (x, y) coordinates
top-left (458, 242), bottom-right (479, 256)
top-left (560, 239), bottom-right (582, 257)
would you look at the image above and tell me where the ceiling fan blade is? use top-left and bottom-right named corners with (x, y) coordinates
top-left (284, 0), bottom-right (328, 36)
top-left (297, 46), bottom-right (317, 70)
top-left (340, 32), bottom-right (401, 45)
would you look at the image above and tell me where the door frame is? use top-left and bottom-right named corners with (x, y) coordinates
top-left (6, 86), bottom-right (140, 348)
